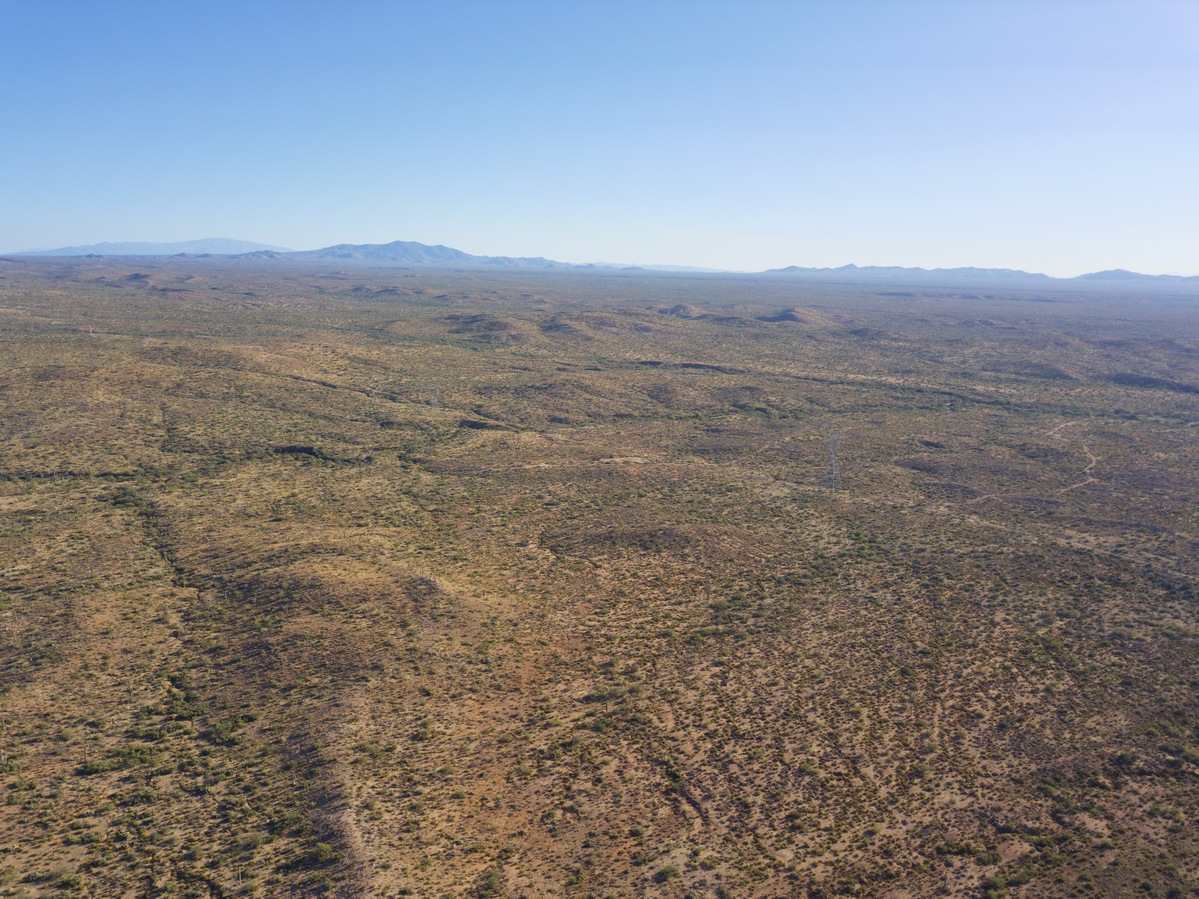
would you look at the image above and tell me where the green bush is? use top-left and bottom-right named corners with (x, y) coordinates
top-left (303, 842), bottom-right (339, 866)
top-left (654, 864), bottom-right (680, 883)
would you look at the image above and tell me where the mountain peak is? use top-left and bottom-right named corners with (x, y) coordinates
top-left (280, 240), bottom-right (571, 269)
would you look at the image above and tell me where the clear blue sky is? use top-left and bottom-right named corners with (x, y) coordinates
top-left (3, 1), bottom-right (1196, 275)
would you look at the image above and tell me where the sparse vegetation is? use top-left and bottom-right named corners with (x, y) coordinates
top-left (0, 256), bottom-right (1197, 896)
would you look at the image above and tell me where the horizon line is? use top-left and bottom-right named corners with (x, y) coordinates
top-left (6, 237), bottom-right (1198, 281)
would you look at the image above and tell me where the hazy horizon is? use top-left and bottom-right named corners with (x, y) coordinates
top-left (8, 236), bottom-right (1197, 280)
top-left (4, 1), bottom-right (1197, 278)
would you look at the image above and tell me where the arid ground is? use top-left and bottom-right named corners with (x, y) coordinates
top-left (1, 258), bottom-right (1197, 897)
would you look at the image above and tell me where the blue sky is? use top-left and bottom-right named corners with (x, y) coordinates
top-left (3, 1), bottom-right (1196, 275)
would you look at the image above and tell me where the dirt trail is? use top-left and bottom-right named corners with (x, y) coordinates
top-left (967, 420), bottom-right (1099, 505)
top-left (1049, 419), bottom-right (1100, 494)
top-left (1044, 419), bottom-right (1082, 440)
top-left (1057, 443), bottom-right (1099, 494)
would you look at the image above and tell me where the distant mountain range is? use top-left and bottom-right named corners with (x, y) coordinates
top-left (761, 263), bottom-right (1199, 287)
top-left (17, 238), bottom-right (292, 256)
top-left (12, 239), bottom-right (1198, 287)
top-left (258, 240), bottom-right (568, 268)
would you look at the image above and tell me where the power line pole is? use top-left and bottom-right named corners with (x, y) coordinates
top-left (822, 433), bottom-right (843, 491)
